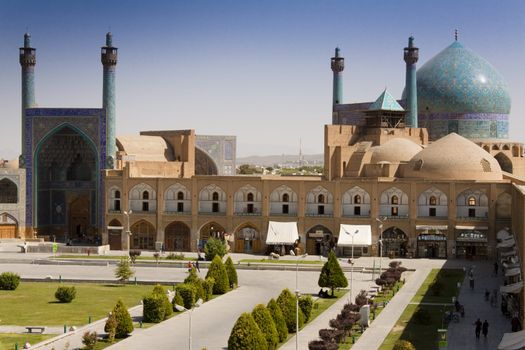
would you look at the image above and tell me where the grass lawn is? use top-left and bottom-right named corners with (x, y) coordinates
top-left (239, 259), bottom-right (323, 265)
top-left (379, 269), bottom-right (464, 350)
top-left (0, 334), bottom-right (54, 350)
top-left (54, 255), bottom-right (197, 261)
top-left (0, 282), bottom-right (169, 326)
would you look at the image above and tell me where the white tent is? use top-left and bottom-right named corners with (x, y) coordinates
top-left (337, 225), bottom-right (372, 247)
top-left (266, 221), bottom-right (299, 245)
top-left (505, 268), bottom-right (521, 277)
top-left (500, 281), bottom-right (524, 294)
top-left (497, 238), bottom-right (516, 249)
top-left (498, 329), bottom-right (525, 349)
top-left (497, 229), bottom-right (512, 241)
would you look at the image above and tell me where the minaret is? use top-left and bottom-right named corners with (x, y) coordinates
top-left (403, 36), bottom-right (419, 127)
top-left (331, 47), bottom-right (344, 109)
top-left (101, 32), bottom-right (118, 168)
top-left (19, 33), bottom-right (36, 166)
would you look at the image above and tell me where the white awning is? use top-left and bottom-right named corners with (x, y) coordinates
top-left (416, 225), bottom-right (448, 230)
top-left (497, 238), bottom-right (516, 249)
top-left (107, 226), bottom-right (124, 230)
top-left (505, 268), bottom-right (521, 277)
top-left (498, 330), bottom-right (525, 349)
top-left (497, 229), bottom-right (512, 241)
top-left (455, 225), bottom-right (489, 230)
top-left (500, 281), bottom-right (524, 294)
top-left (501, 249), bottom-right (517, 257)
top-left (337, 225), bottom-right (372, 247)
top-left (266, 221), bottom-right (299, 245)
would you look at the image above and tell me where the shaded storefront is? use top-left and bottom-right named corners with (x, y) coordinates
top-left (235, 226), bottom-right (260, 253)
top-left (416, 225), bottom-right (447, 258)
top-left (455, 226), bottom-right (488, 259)
top-left (306, 225), bottom-right (334, 256)
top-left (381, 227), bottom-right (408, 258)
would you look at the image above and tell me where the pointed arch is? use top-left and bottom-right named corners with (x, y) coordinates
top-left (417, 187), bottom-right (448, 217)
top-left (342, 186), bottom-right (371, 217)
top-left (234, 222), bottom-right (261, 253)
top-left (306, 186), bottom-right (333, 216)
top-left (234, 185), bottom-right (262, 215)
top-left (199, 184), bottom-right (226, 214)
top-left (130, 220), bottom-right (156, 250)
top-left (129, 183), bottom-right (157, 212)
top-left (0, 178), bottom-right (18, 203)
top-left (456, 188), bottom-right (488, 218)
top-left (269, 185), bottom-right (298, 215)
top-left (165, 183), bottom-right (191, 213)
top-left (379, 187), bottom-right (409, 217)
top-left (165, 221), bottom-right (191, 251)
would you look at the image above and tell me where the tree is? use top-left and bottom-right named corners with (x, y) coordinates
top-left (105, 299), bottom-right (133, 338)
top-left (393, 340), bottom-right (416, 350)
top-left (115, 258), bottom-right (134, 283)
top-left (277, 288), bottom-right (305, 333)
top-left (238, 164), bottom-right (255, 174)
top-left (299, 295), bottom-right (314, 322)
top-left (252, 304), bottom-right (279, 350)
top-left (142, 295), bottom-right (166, 323)
top-left (105, 312), bottom-right (117, 343)
top-left (204, 237), bottom-right (227, 261)
top-left (267, 298), bottom-right (288, 342)
top-left (225, 256), bottom-right (238, 288)
top-left (152, 285), bottom-right (173, 318)
top-left (205, 255), bottom-right (229, 294)
top-left (318, 251), bottom-right (348, 296)
top-left (228, 313), bottom-right (267, 350)
top-left (81, 331), bottom-right (98, 350)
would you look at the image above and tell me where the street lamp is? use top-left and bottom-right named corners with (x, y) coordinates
top-left (175, 298), bottom-right (203, 350)
top-left (343, 228), bottom-right (359, 303)
top-left (289, 250), bottom-right (308, 350)
top-left (123, 210), bottom-right (132, 250)
top-left (376, 217), bottom-right (387, 278)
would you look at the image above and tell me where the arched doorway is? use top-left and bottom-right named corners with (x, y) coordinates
top-left (0, 213), bottom-right (18, 239)
top-left (107, 219), bottom-right (122, 250)
top-left (165, 222), bottom-right (190, 252)
top-left (380, 227), bottom-right (408, 258)
top-left (235, 225), bottom-right (260, 253)
top-left (306, 225), bottom-right (333, 256)
top-left (131, 220), bottom-right (156, 250)
top-left (495, 152), bottom-right (513, 173)
top-left (199, 222), bottom-right (226, 249)
top-left (69, 196), bottom-right (90, 242)
top-left (417, 231), bottom-right (447, 258)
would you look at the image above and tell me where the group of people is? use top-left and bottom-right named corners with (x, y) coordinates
top-left (474, 319), bottom-right (490, 339)
top-left (187, 260), bottom-right (200, 272)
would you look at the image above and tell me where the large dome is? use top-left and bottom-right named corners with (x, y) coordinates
top-left (403, 133), bottom-right (502, 181)
top-left (417, 41), bottom-right (511, 114)
top-left (370, 138), bottom-right (422, 164)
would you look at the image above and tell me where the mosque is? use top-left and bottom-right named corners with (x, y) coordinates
top-left (1, 32), bottom-right (525, 268)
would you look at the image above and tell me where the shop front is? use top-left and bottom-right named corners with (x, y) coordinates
top-left (455, 226), bottom-right (488, 259)
top-left (235, 226), bottom-right (260, 253)
top-left (381, 227), bottom-right (408, 258)
top-left (416, 225), bottom-right (448, 259)
top-left (306, 225), bottom-right (334, 256)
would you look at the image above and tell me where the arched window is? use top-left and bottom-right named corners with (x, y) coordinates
top-left (318, 194), bottom-right (325, 204)
top-left (391, 195), bottom-right (399, 205)
top-left (0, 179), bottom-right (17, 203)
top-left (354, 195), bottom-right (361, 204)
top-left (247, 192), bottom-right (254, 202)
top-left (142, 191), bottom-right (149, 200)
top-left (282, 193), bottom-right (289, 202)
top-left (212, 192), bottom-right (219, 201)
top-left (468, 196), bottom-right (477, 206)
top-left (177, 191), bottom-right (184, 200)
top-left (429, 196), bottom-right (437, 206)
top-left (115, 190), bottom-right (121, 199)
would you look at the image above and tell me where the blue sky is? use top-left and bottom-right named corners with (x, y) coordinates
top-left (0, 0), bottom-right (523, 157)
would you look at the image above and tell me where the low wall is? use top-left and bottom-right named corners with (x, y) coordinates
top-left (27, 244), bottom-right (110, 255)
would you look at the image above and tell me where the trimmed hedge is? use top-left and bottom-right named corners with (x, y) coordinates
top-left (0, 272), bottom-right (20, 290)
top-left (203, 277), bottom-right (215, 301)
top-left (299, 295), bottom-right (314, 322)
top-left (308, 340), bottom-right (338, 350)
top-left (228, 312), bottom-right (267, 350)
top-left (55, 286), bottom-right (76, 303)
top-left (204, 237), bottom-right (227, 261)
top-left (277, 288), bottom-right (305, 333)
top-left (393, 340), bottom-right (416, 350)
top-left (172, 291), bottom-right (184, 311)
top-left (252, 304), bottom-right (279, 350)
top-left (175, 283), bottom-right (196, 309)
top-left (205, 255), bottom-right (229, 295)
top-left (225, 256), bottom-right (238, 288)
top-left (105, 299), bottom-right (133, 339)
top-left (267, 298), bottom-right (288, 342)
top-left (152, 285), bottom-right (173, 318)
top-left (143, 295), bottom-right (165, 323)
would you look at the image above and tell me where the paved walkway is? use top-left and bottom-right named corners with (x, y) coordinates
top-left (351, 268), bottom-right (432, 350)
top-left (447, 261), bottom-right (510, 350)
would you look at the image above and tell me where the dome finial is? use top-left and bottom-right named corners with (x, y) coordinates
top-left (454, 29), bottom-right (458, 41)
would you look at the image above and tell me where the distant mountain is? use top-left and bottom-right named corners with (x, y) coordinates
top-left (236, 154), bottom-right (324, 167)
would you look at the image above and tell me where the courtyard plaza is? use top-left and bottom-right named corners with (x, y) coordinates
top-left (0, 243), bottom-right (513, 349)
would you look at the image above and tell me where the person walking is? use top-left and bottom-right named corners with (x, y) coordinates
top-left (494, 261), bottom-right (499, 276)
top-left (474, 318), bottom-right (482, 339)
top-left (482, 320), bottom-right (489, 338)
top-left (469, 272), bottom-right (475, 290)
top-left (195, 259), bottom-right (200, 272)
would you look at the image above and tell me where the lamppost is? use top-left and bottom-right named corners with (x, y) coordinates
top-left (290, 250), bottom-right (308, 350)
top-left (175, 298), bottom-right (203, 350)
top-left (376, 217), bottom-right (387, 277)
top-left (123, 210), bottom-right (132, 250)
top-left (343, 228), bottom-right (359, 302)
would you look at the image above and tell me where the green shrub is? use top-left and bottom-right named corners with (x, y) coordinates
top-left (204, 237), bottom-right (227, 261)
top-left (105, 312), bottom-right (117, 343)
top-left (413, 308), bottom-right (432, 325)
top-left (277, 288), bottom-right (305, 333)
top-left (152, 285), bottom-right (173, 318)
top-left (165, 252), bottom-right (185, 260)
top-left (105, 299), bottom-right (133, 338)
top-left (184, 267), bottom-right (199, 284)
top-left (205, 255), bottom-right (229, 294)
top-left (267, 298), bottom-right (288, 342)
top-left (299, 295), bottom-right (314, 322)
top-left (172, 290), bottom-right (184, 311)
top-left (252, 304), bottom-right (279, 350)
top-left (228, 312), bottom-right (267, 350)
top-left (55, 286), bottom-right (76, 303)
top-left (142, 295), bottom-right (166, 323)
top-left (393, 339), bottom-right (416, 350)
top-left (175, 283), bottom-right (196, 309)
top-left (203, 277), bottom-right (215, 301)
top-left (225, 256), bottom-right (238, 288)
top-left (81, 331), bottom-right (98, 350)
top-left (0, 272), bottom-right (20, 290)
top-left (115, 258), bottom-right (134, 282)
top-left (318, 251), bottom-right (348, 296)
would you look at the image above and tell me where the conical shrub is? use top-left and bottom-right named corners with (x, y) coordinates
top-left (277, 288), bottom-right (305, 333)
top-left (267, 298), bottom-right (288, 342)
top-left (252, 304), bottom-right (279, 349)
top-left (228, 312), bottom-right (267, 350)
top-left (205, 255), bottom-right (229, 294)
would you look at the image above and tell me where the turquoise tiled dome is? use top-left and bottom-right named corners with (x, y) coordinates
top-left (416, 41), bottom-right (511, 114)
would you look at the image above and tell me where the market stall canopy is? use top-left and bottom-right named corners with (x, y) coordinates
top-left (415, 225), bottom-right (448, 230)
top-left (497, 229), bottom-right (512, 241)
top-left (500, 281), bottom-right (523, 294)
top-left (266, 221), bottom-right (299, 245)
top-left (498, 329), bottom-right (525, 349)
top-left (505, 268), bottom-right (521, 277)
top-left (455, 225), bottom-right (489, 230)
top-left (497, 238), bottom-right (516, 249)
top-left (337, 225), bottom-right (372, 246)
top-left (501, 249), bottom-right (517, 258)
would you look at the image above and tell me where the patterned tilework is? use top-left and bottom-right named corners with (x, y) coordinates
top-left (418, 113), bottom-right (509, 140)
top-left (103, 66), bottom-right (116, 165)
top-left (417, 41), bottom-right (511, 115)
top-left (368, 89), bottom-right (404, 111)
top-left (21, 66), bottom-right (35, 159)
